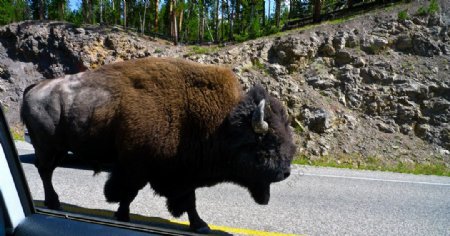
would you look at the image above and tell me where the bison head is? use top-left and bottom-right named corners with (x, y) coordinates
top-left (226, 85), bottom-right (296, 205)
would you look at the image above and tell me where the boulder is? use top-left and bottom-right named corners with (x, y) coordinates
top-left (301, 107), bottom-right (336, 133)
top-left (334, 49), bottom-right (354, 66)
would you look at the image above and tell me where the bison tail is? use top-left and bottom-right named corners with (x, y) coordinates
top-left (20, 83), bottom-right (38, 123)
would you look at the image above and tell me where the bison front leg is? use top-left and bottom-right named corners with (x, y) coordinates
top-left (104, 164), bottom-right (147, 222)
top-left (167, 191), bottom-right (210, 234)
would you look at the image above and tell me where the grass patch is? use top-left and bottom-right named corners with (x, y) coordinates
top-left (252, 59), bottom-right (265, 70)
top-left (428, 0), bottom-right (440, 15)
top-left (154, 48), bottom-right (163, 53)
top-left (186, 45), bottom-right (219, 56)
top-left (416, 0), bottom-right (440, 16)
top-left (251, 59), bottom-right (270, 75)
top-left (293, 154), bottom-right (450, 177)
top-left (416, 6), bottom-right (427, 16)
top-left (10, 125), bottom-right (25, 141)
top-left (326, 17), bottom-right (350, 25)
top-left (293, 119), bottom-right (305, 134)
top-left (398, 9), bottom-right (409, 21)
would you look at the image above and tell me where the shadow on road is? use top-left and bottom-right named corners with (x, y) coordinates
top-left (34, 200), bottom-right (233, 236)
top-left (20, 153), bottom-right (113, 172)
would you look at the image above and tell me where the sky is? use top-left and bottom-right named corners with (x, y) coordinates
top-left (69, 0), bottom-right (80, 11)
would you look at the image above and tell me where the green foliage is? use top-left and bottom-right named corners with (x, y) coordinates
top-left (0, 0), bottom-right (419, 44)
top-left (10, 126), bottom-right (25, 141)
top-left (186, 45), bottom-right (219, 55)
top-left (416, 0), bottom-right (440, 16)
top-left (416, 6), bottom-right (427, 16)
top-left (233, 33), bottom-right (250, 43)
top-left (66, 10), bottom-right (83, 27)
top-left (427, 0), bottom-right (439, 15)
top-left (0, 0), bottom-right (28, 25)
top-left (398, 9), bottom-right (409, 21)
top-left (47, 0), bottom-right (68, 20)
top-left (293, 154), bottom-right (450, 176)
top-left (293, 119), bottom-right (305, 134)
top-left (248, 16), bottom-right (262, 39)
top-left (251, 59), bottom-right (269, 75)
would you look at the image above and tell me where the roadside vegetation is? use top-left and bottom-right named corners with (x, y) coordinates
top-left (185, 45), bottom-right (220, 56)
top-left (416, 0), bottom-right (440, 16)
top-left (10, 126), bottom-right (25, 141)
top-left (294, 154), bottom-right (450, 177)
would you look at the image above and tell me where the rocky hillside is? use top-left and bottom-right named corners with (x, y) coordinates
top-left (1, 0), bottom-right (449, 169)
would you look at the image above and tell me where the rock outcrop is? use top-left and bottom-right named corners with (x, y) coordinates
top-left (1, 0), bottom-right (449, 167)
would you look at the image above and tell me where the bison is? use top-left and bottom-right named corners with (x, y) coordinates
top-left (21, 57), bottom-right (296, 233)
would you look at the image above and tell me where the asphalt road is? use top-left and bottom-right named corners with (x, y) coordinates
top-left (15, 141), bottom-right (450, 236)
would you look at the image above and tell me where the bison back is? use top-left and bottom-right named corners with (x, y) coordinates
top-left (95, 57), bottom-right (242, 160)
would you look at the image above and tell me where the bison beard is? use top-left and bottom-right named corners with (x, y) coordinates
top-left (21, 57), bottom-right (296, 234)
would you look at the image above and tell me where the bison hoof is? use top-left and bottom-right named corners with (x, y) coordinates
top-left (44, 200), bottom-right (61, 210)
top-left (192, 226), bottom-right (211, 234)
top-left (114, 212), bottom-right (130, 222)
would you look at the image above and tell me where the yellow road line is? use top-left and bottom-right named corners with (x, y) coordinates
top-left (34, 201), bottom-right (301, 236)
top-left (169, 219), bottom-right (299, 236)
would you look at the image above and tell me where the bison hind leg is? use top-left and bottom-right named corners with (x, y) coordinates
top-left (35, 149), bottom-right (66, 210)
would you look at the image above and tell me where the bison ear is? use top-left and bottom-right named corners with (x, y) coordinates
top-left (252, 99), bottom-right (269, 134)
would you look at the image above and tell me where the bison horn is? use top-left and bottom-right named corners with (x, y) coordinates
top-left (252, 99), bottom-right (269, 134)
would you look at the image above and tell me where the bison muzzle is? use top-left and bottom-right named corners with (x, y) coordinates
top-left (21, 57), bottom-right (296, 233)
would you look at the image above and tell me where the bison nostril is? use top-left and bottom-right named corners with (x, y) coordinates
top-left (284, 171), bottom-right (290, 179)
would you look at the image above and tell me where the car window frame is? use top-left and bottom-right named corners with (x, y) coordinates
top-left (0, 108), bottom-right (33, 234)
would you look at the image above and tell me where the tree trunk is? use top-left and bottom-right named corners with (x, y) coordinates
top-left (181, 0), bottom-right (191, 42)
top-left (178, 0), bottom-right (183, 37)
top-left (111, 0), bottom-right (117, 25)
top-left (262, 0), bottom-right (265, 26)
top-left (275, 0), bottom-right (280, 28)
top-left (228, 0), bottom-right (233, 40)
top-left (89, 0), bottom-right (94, 23)
top-left (38, 0), bottom-right (45, 20)
top-left (250, 0), bottom-right (255, 32)
top-left (235, 0), bottom-right (240, 34)
top-left (221, 0), bottom-right (225, 41)
top-left (313, 0), bottom-right (321, 23)
top-left (123, 0), bottom-right (127, 29)
top-left (214, 0), bottom-right (219, 42)
top-left (289, 0), bottom-right (294, 18)
top-left (100, 0), bottom-right (103, 23)
top-left (58, 0), bottom-right (65, 20)
top-left (154, 0), bottom-right (159, 32)
top-left (142, 0), bottom-right (148, 33)
top-left (82, 0), bottom-right (88, 22)
top-left (198, 0), bottom-right (204, 43)
top-left (170, 0), bottom-right (178, 45)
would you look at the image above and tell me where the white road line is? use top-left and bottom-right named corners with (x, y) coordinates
top-left (17, 147), bottom-right (34, 151)
top-left (17, 147), bottom-right (450, 187)
top-left (302, 173), bottom-right (450, 186)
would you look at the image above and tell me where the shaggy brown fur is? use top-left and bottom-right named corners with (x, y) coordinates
top-left (103, 58), bottom-right (242, 159)
top-left (21, 57), bottom-right (295, 234)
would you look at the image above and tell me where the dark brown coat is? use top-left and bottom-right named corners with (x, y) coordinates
top-left (21, 57), bottom-right (295, 233)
